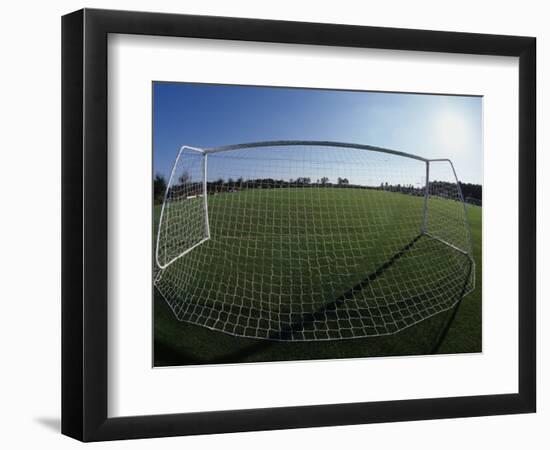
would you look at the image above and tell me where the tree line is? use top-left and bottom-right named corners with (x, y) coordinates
top-left (154, 173), bottom-right (482, 205)
top-left (459, 182), bottom-right (482, 205)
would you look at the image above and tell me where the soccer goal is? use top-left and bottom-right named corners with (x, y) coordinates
top-left (154, 141), bottom-right (475, 341)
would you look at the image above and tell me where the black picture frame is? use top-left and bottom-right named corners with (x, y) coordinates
top-left (62, 8), bottom-right (536, 442)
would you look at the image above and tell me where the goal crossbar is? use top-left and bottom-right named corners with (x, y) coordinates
top-left (201, 140), bottom-right (429, 162)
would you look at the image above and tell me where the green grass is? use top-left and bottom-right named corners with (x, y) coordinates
top-left (153, 188), bottom-right (481, 365)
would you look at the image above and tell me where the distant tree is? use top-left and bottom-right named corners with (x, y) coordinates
top-left (154, 174), bottom-right (167, 204)
top-left (178, 171), bottom-right (190, 185)
top-left (459, 182), bottom-right (482, 204)
top-left (207, 177), bottom-right (224, 194)
top-left (320, 176), bottom-right (329, 185)
top-left (338, 177), bottom-right (349, 185)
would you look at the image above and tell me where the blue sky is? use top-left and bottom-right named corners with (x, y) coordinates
top-left (153, 82), bottom-right (482, 184)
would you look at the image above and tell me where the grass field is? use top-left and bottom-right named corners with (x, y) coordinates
top-left (153, 187), bottom-right (481, 365)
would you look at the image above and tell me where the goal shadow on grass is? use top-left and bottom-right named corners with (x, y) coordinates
top-left (252, 232), bottom-right (472, 343)
top-left (271, 233), bottom-right (424, 341)
top-left (154, 232), bottom-right (472, 365)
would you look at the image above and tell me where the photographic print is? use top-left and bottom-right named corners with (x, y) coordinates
top-left (152, 82), bottom-right (482, 367)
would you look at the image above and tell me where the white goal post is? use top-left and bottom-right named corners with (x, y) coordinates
top-left (154, 141), bottom-right (475, 341)
top-left (155, 145), bottom-right (210, 269)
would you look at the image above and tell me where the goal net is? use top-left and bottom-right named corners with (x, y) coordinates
top-left (154, 142), bottom-right (474, 341)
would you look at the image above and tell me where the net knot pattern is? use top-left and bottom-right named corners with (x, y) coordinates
top-left (154, 142), bottom-right (475, 341)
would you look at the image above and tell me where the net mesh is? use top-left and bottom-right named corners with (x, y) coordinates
top-left (154, 143), bottom-right (474, 341)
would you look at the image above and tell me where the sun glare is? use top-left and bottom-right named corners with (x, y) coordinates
top-left (433, 109), bottom-right (472, 155)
